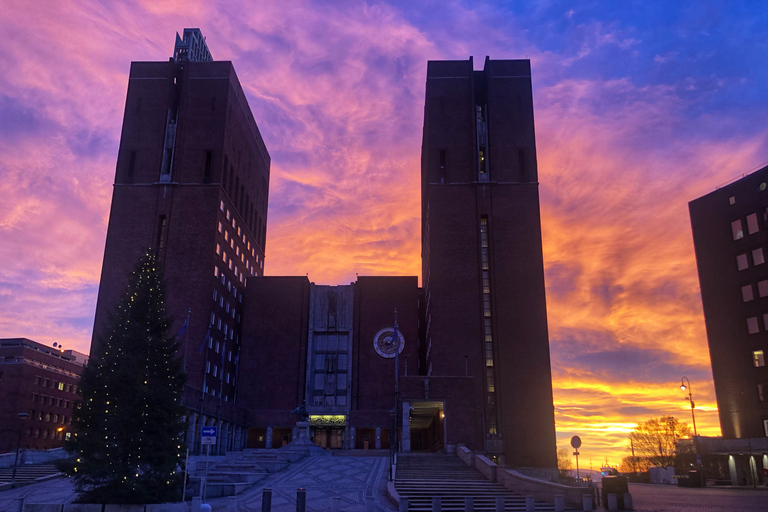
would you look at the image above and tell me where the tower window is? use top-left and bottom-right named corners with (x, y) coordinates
top-left (754, 350), bottom-right (765, 367)
top-left (204, 150), bottom-right (212, 183)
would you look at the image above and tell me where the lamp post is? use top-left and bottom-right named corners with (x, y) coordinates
top-left (680, 377), bottom-right (700, 468)
top-left (11, 412), bottom-right (30, 487)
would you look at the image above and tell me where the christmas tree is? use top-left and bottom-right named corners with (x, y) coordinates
top-left (61, 252), bottom-right (187, 503)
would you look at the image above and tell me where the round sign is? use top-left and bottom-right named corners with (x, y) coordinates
top-left (570, 435), bottom-right (582, 449)
top-left (373, 328), bottom-right (405, 358)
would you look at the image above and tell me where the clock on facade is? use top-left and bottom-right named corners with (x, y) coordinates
top-left (373, 328), bottom-right (405, 358)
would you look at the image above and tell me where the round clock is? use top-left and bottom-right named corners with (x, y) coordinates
top-left (373, 328), bottom-right (405, 358)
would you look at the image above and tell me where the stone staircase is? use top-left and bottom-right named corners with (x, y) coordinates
top-left (395, 454), bottom-right (557, 511)
top-left (0, 464), bottom-right (60, 484)
top-left (189, 448), bottom-right (307, 498)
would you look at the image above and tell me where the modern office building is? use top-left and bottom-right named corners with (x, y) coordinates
top-left (0, 338), bottom-right (87, 453)
top-left (91, 30), bottom-right (557, 472)
top-left (690, 165), bottom-right (768, 440)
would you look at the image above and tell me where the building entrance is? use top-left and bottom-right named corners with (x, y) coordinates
top-left (313, 427), bottom-right (344, 449)
top-left (409, 401), bottom-right (444, 452)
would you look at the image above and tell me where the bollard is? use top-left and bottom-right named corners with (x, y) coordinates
top-left (201, 505), bottom-right (212, 512)
top-left (228, 496), bottom-right (238, 512)
top-left (623, 493), bottom-right (633, 511)
top-left (262, 488), bottom-right (273, 512)
top-left (554, 495), bottom-right (565, 512)
top-left (432, 496), bottom-right (442, 512)
top-left (495, 496), bottom-right (504, 512)
top-left (12, 498), bottom-right (23, 512)
top-left (333, 496), bottom-right (341, 512)
top-left (607, 493), bottom-right (618, 511)
top-left (464, 496), bottom-right (474, 512)
top-left (296, 487), bottom-right (306, 512)
top-left (582, 493), bottom-right (593, 511)
top-left (192, 496), bottom-right (202, 512)
top-left (399, 497), bottom-right (408, 512)
top-left (525, 495), bottom-right (535, 512)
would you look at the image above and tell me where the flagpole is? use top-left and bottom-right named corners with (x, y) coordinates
top-left (394, 309), bottom-right (399, 453)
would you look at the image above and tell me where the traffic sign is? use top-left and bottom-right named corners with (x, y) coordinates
top-left (201, 426), bottom-right (217, 445)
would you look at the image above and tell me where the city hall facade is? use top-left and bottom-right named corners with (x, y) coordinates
top-left (91, 30), bottom-right (557, 471)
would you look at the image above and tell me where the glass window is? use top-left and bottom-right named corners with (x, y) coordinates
top-left (737, 253), bottom-right (749, 270)
top-left (754, 248), bottom-right (765, 265)
top-left (336, 395), bottom-right (347, 405)
top-left (754, 350), bottom-right (765, 367)
top-left (338, 353), bottom-right (347, 371)
top-left (337, 373), bottom-right (346, 389)
top-left (742, 285), bottom-right (754, 302)
top-left (758, 383), bottom-right (766, 402)
top-left (729, 196), bottom-right (736, 205)
top-left (314, 374), bottom-right (325, 390)
top-left (732, 219), bottom-right (744, 240)
top-left (747, 213), bottom-right (759, 234)
top-left (759, 281), bottom-right (768, 298)
top-left (747, 316), bottom-right (759, 334)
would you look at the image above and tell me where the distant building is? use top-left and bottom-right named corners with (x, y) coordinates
top-left (0, 338), bottom-right (87, 453)
top-left (91, 30), bottom-right (557, 472)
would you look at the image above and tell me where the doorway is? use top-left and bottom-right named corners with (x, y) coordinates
top-left (409, 401), bottom-right (444, 452)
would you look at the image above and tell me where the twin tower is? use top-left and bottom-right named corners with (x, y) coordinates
top-left (92, 29), bottom-right (558, 472)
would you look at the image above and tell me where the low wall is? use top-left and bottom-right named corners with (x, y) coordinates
top-left (16, 503), bottom-right (191, 512)
top-left (0, 448), bottom-right (67, 468)
top-left (455, 444), bottom-right (595, 509)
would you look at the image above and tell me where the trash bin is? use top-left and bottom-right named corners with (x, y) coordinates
top-left (688, 470), bottom-right (705, 488)
top-left (602, 475), bottom-right (629, 509)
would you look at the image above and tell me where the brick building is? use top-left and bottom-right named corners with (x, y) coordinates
top-left (91, 30), bottom-right (557, 472)
top-left (690, 165), bottom-right (768, 440)
top-left (0, 338), bottom-right (87, 453)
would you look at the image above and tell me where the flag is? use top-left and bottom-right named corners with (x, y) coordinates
top-left (176, 311), bottom-right (190, 338)
top-left (199, 326), bottom-right (211, 353)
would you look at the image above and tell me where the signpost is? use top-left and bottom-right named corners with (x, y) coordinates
top-left (201, 426), bottom-right (217, 502)
top-left (571, 435), bottom-right (582, 480)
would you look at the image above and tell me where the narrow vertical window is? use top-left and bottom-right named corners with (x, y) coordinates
top-left (439, 150), bottom-right (447, 184)
top-left (127, 151), bottom-right (136, 180)
top-left (732, 219), bottom-right (744, 240)
top-left (204, 150), bottom-right (212, 183)
top-left (156, 215), bottom-right (167, 254)
top-left (747, 213), bottom-right (759, 234)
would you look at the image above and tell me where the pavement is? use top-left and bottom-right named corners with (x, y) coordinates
top-left (2, 459), bottom-right (768, 512)
top-left (629, 482), bottom-right (768, 512)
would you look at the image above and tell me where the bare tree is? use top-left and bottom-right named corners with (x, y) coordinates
top-left (627, 416), bottom-right (691, 469)
top-left (557, 447), bottom-right (573, 478)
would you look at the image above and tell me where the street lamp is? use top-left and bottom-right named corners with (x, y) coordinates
top-left (680, 377), bottom-right (700, 467)
top-left (11, 412), bottom-right (30, 487)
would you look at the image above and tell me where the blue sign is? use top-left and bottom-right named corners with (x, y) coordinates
top-left (201, 426), bottom-right (217, 436)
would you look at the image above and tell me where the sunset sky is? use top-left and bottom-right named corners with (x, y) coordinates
top-left (3, 0), bottom-right (768, 467)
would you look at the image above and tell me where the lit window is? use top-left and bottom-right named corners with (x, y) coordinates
top-left (754, 350), bottom-right (766, 367)
top-left (764, 420), bottom-right (768, 437)
top-left (214, 266), bottom-right (219, 277)
top-left (232, 218), bottom-right (236, 229)
top-left (222, 253), bottom-right (226, 263)
top-left (224, 231), bottom-right (229, 242)
top-left (747, 316), bottom-right (759, 334)
top-left (218, 222), bottom-right (223, 233)
top-left (230, 239), bottom-right (234, 249)
top-left (754, 248), bottom-right (765, 265)
top-left (209, 336), bottom-right (213, 348)
top-left (236, 247), bottom-right (240, 256)
top-left (747, 213), bottom-right (759, 234)
top-left (206, 361), bottom-right (211, 373)
top-left (238, 227), bottom-right (241, 236)
top-left (219, 296), bottom-right (223, 307)
top-left (241, 253), bottom-right (244, 263)
top-left (216, 341), bottom-right (220, 353)
top-left (220, 201), bottom-right (224, 211)
top-left (737, 253), bottom-right (749, 270)
top-left (210, 312), bottom-right (215, 324)
top-left (216, 244), bottom-right (221, 255)
top-left (226, 209), bottom-right (230, 220)
top-left (213, 366), bottom-right (218, 377)
top-left (742, 285), bottom-right (754, 302)
top-left (732, 220), bottom-right (744, 240)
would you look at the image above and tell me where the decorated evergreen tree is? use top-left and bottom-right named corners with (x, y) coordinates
top-left (60, 252), bottom-right (187, 503)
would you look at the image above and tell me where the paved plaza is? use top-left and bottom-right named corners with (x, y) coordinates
top-left (2, 458), bottom-right (768, 512)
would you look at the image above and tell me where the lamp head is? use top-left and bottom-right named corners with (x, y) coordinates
top-left (680, 384), bottom-right (686, 391)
